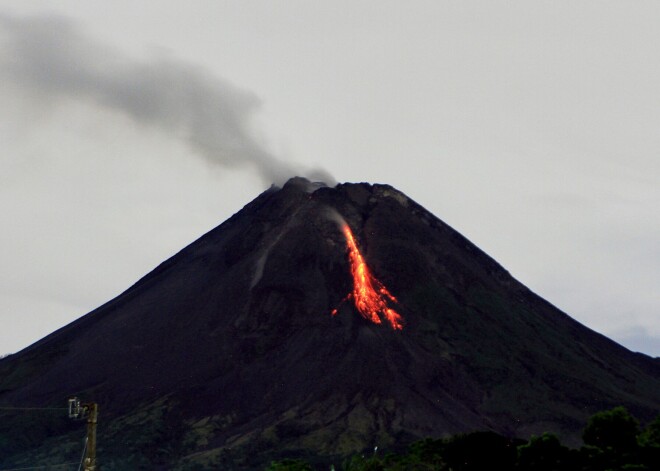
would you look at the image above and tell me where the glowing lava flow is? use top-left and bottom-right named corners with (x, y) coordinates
top-left (334, 224), bottom-right (404, 330)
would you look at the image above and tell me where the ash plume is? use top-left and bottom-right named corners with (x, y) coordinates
top-left (0, 14), bottom-right (332, 186)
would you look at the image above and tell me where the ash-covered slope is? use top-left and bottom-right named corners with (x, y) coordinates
top-left (1, 178), bottom-right (659, 469)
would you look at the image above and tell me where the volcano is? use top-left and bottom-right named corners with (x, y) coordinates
top-left (1, 178), bottom-right (659, 469)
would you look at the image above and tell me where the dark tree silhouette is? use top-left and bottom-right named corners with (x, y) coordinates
top-left (581, 406), bottom-right (642, 470)
top-left (262, 409), bottom-right (660, 470)
top-left (266, 458), bottom-right (314, 471)
top-left (582, 406), bottom-right (639, 452)
top-left (442, 431), bottom-right (522, 471)
top-left (639, 414), bottom-right (660, 447)
top-left (516, 432), bottom-right (576, 471)
top-left (639, 414), bottom-right (660, 471)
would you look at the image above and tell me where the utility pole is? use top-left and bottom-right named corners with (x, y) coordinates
top-left (84, 402), bottom-right (98, 471)
top-left (68, 397), bottom-right (98, 471)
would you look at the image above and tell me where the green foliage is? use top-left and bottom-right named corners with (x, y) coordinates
top-left (406, 437), bottom-right (447, 469)
top-left (343, 455), bottom-right (385, 471)
top-left (341, 450), bottom-right (447, 471)
top-left (582, 406), bottom-right (640, 453)
top-left (443, 431), bottom-right (520, 471)
top-left (579, 406), bottom-right (652, 471)
top-left (266, 458), bottom-right (314, 470)
top-left (638, 414), bottom-right (660, 471)
top-left (517, 433), bottom-right (575, 471)
top-left (260, 407), bottom-right (660, 471)
top-left (638, 414), bottom-right (660, 447)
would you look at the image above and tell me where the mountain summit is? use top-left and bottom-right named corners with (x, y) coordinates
top-left (1, 178), bottom-right (659, 469)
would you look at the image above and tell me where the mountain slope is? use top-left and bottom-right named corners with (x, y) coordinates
top-left (1, 178), bottom-right (658, 469)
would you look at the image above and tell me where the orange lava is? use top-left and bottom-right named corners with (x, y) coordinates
top-left (335, 224), bottom-right (404, 330)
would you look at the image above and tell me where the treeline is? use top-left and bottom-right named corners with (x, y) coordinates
top-left (266, 406), bottom-right (660, 470)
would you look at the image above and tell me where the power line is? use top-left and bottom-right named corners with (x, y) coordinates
top-left (0, 463), bottom-right (79, 470)
top-left (0, 399), bottom-right (97, 470)
top-left (0, 406), bottom-right (68, 411)
top-left (0, 405), bottom-right (90, 471)
top-left (0, 432), bottom-right (88, 471)
top-left (76, 437), bottom-right (88, 471)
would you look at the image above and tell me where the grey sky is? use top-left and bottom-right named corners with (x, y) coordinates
top-left (1, 1), bottom-right (658, 356)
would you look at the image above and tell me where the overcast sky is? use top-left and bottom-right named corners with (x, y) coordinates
top-left (1, 1), bottom-right (658, 357)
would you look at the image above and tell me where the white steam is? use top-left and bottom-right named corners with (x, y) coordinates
top-left (324, 207), bottom-right (348, 230)
top-left (0, 14), bottom-right (332, 186)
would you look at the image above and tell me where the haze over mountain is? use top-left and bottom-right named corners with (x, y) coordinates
top-left (0, 179), bottom-right (658, 469)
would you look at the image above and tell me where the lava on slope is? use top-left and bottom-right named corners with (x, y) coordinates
top-left (332, 223), bottom-right (404, 330)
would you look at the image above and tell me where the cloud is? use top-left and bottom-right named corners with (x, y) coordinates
top-left (0, 14), bottom-right (332, 186)
top-left (612, 326), bottom-right (660, 358)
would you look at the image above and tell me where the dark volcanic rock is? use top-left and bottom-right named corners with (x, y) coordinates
top-left (1, 177), bottom-right (659, 469)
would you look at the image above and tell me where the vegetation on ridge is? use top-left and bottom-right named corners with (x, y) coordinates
top-left (266, 407), bottom-right (660, 470)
